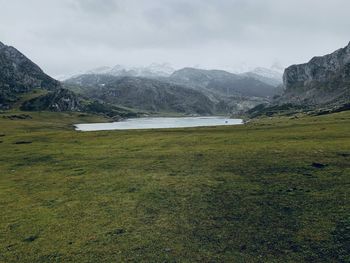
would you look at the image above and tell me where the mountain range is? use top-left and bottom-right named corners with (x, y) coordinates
top-left (86, 63), bottom-right (176, 78)
top-left (60, 64), bottom-right (283, 89)
top-left (168, 67), bottom-right (280, 97)
top-left (1, 40), bottom-right (349, 118)
top-left (0, 41), bottom-right (274, 116)
top-left (242, 67), bottom-right (283, 87)
top-left (63, 65), bottom-right (281, 115)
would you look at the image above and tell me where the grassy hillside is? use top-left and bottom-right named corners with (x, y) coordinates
top-left (0, 111), bottom-right (349, 262)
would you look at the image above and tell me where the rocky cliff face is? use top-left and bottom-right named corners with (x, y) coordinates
top-left (248, 42), bottom-right (350, 117)
top-left (282, 42), bottom-right (350, 105)
top-left (0, 41), bottom-right (61, 108)
top-left (20, 88), bottom-right (139, 118)
top-left (21, 89), bottom-right (82, 112)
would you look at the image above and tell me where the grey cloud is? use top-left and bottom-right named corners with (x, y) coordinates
top-left (72, 0), bottom-right (120, 16)
top-left (0, 0), bottom-right (349, 77)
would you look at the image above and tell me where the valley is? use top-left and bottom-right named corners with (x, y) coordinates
top-left (0, 35), bottom-right (350, 262)
top-left (0, 110), bottom-right (349, 262)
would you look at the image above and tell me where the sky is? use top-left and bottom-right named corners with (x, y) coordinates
top-left (0, 0), bottom-right (349, 77)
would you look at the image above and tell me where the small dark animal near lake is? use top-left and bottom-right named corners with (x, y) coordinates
top-left (312, 162), bottom-right (328, 169)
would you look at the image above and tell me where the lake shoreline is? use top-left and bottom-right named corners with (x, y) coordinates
top-left (75, 116), bottom-right (243, 131)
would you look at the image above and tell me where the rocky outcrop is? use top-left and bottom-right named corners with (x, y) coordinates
top-left (21, 89), bottom-right (82, 112)
top-left (247, 42), bottom-right (350, 117)
top-left (282, 42), bottom-right (350, 106)
top-left (284, 42), bottom-right (350, 88)
top-left (0, 41), bottom-right (60, 109)
top-left (20, 88), bottom-right (139, 118)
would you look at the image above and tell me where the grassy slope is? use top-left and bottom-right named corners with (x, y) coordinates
top-left (12, 89), bottom-right (49, 109)
top-left (0, 111), bottom-right (349, 262)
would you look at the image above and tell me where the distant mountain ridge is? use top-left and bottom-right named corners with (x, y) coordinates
top-left (75, 65), bottom-right (282, 98)
top-left (64, 66), bottom-right (280, 115)
top-left (0, 40), bottom-right (284, 116)
top-left (86, 63), bottom-right (175, 78)
top-left (169, 67), bottom-right (279, 98)
top-left (65, 74), bottom-right (216, 115)
top-left (242, 67), bottom-right (283, 87)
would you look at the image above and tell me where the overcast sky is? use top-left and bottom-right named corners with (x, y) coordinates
top-left (0, 0), bottom-right (349, 77)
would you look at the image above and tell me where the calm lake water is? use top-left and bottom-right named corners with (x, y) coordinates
top-left (75, 117), bottom-right (243, 131)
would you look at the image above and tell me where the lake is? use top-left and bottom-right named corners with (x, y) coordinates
top-left (75, 117), bottom-right (243, 131)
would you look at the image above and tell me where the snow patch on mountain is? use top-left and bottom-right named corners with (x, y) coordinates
top-left (86, 63), bottom-right (175, 78)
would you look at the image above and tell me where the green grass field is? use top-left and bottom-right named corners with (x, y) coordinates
top-left (0, 111), bottom-right (349, 262)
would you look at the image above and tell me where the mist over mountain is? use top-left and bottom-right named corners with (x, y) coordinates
top-left (57, 63), bottom-right (175, 82)
top-left (78, 64), bottom-right (283, 88)
top-left (56, 64), bottom-right (174, 81)
top-left (0, 40), bottom-right (278, 117)
top-left (169, 67), bottom-right (280, 98)
top-left (64, 65), bottom-right (281, 115)
top-left (86, 63), bottom-right (175, 78)
top-left (68, 65), bottom-right (282, 98)
top-left (242, 67), bottom-right (283, 87)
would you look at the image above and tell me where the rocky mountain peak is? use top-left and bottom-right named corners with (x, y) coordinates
top-left (0, 41), bottom-right (60, 90)
top-left (0, 40), bottom-right (61, 109)
top-left (277, 42), bottom-right (350, 108)
top-left (283, 42), bottom-right (350, 91)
